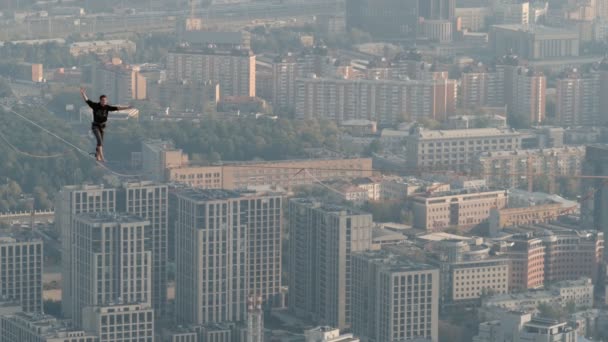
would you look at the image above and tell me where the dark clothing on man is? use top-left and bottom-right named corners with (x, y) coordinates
top-left (87, 99), bottom-right (119, 124)
top-left (92, 124), bottom-right (105, 147)
top-left (86, 100), bottom-right (118, 147)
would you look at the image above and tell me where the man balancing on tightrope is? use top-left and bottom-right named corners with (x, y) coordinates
top-left (80, 87), bottom-right (132, 162)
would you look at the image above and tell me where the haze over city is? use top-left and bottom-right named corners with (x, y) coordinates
top-left (0, 0), bottom-right (608, 341)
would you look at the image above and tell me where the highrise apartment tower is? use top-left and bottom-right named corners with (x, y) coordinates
top-left (118, 182), bottom-right (168, 317)
top-left (0, 237), bottom-right (43, 313)
top-left (71, 212), bottom-right (152, 327)
top-left (288, 199), bottom-right (372, 330)
top-left (174, 189), bottom-right (282, 325)
top-left (56, 184), bottom-right (116, 319)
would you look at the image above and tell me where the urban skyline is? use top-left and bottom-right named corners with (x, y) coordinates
top-left (1, 0), bottom-right (608, 341)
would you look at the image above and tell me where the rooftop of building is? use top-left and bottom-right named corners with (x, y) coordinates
top-left (483, 290), bottom-right (555, 305)
top-left (143, 139), bottom-right (177, 149)
top-left (70, 39), bottom-right (134, 47)
top-left (290, 198), bottom-right (368, 216)
top-left (7, 312), bottom-right (94, 338)
top-left (0, 297), bottom-right (22, 308)
top-left (308, 326), bottom-right (339, 333)
top-left (380, 129), bottom-right (409, 138)
top-left (216, 156), bottom-right (371, 167)
top-left (411, 127), bottom-right (520, 140)
top-left (492, 24), bottom-right (578, 35)
top-left (300, 75), bottom-right (455, 86)
top-left (417, 232), bottom-right (471, 242)
top-left (478, 146), bottom-right (585, 158)
top-left (121, 181), bottom-right (166, 189)
top-left (340, 119), bottom-right (377, 126)
top-left (523, 317), bottom-right (568, 329)
top-left (377, 222), bottom-right (413, 232)
top-left (507, 189), bottom-right (578, 208)
top-left (412, 186), bottom-right (506, 199)
top-left (354, 250), bottom-right (437, 273)
top-left (171, 45), bottom-right (252, 57)
top-left (516, 222), bottom-right (601, 239)
top-left (74, 212), bottom-right (150, 224)
top-left (2, 38), bottom-right (66, 46)
top-left (175, 188), bottom-right (256, 202)
top-left (351, 176), bottom-right (383, 185)
top-left (182, 31), bottom-right (246, 46)
top-left (198, 321), bottom-right (237, 331)
top-left (330, 182), bottom-right (368, 194)
top-left (61, 183), bottom-right (107, 191)
top-left (552, 277), bottom-right (593, 289)
top-left (372, 228), bottom-right (407, 242)
top-left (88, 303), bottom-right (153, 314)
top-left (0, 231), bottom-right (42, 244)
top-left (447, 114), bottom-right (506, 121)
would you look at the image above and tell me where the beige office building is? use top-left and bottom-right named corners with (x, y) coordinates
top-left (451, 260), bottom-right (509, 301)
top-left (169, 160), bottom-right (373, 190)
top-left (0, 237), bottom-right (43, 313)
top-left (0, 312), bottom-right (98, 342)
top-left (411, 189), bottom-right (508, 230)
top-left (489, 204), bottom-right (563, 232)
top-left (56, 185), bottom-right (116, 319)
top-left (141, 140), bottom-right (373, 189)
top-left (352, 250), bottom-right (439, 342)
top-left (174, 189), bottom-right (282, 325)
top-left (167, 49), bottom-right (256, 97)
top-left (406, 126), bottom-right (521, 171)
top-left (288, 199), bottom-right (372, 331)
top-left (432, 240), bottom-right (509, 303)
top-left (71, 213), bottom-right (152, 327)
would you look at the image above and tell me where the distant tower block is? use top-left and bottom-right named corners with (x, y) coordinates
top-left (247, 294), bottom-right (264, 342)
top-left (186, 0), bottom-right (203, 31)
top-left (185, 17), bottom-right (203, 31)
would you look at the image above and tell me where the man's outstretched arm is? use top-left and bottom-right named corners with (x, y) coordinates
top-left (80, 87), bottom-right (89, 102)
top-left (107, 104), bottom-right (133, 111)
top-left (80, 87), bottom-right (95, 108)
